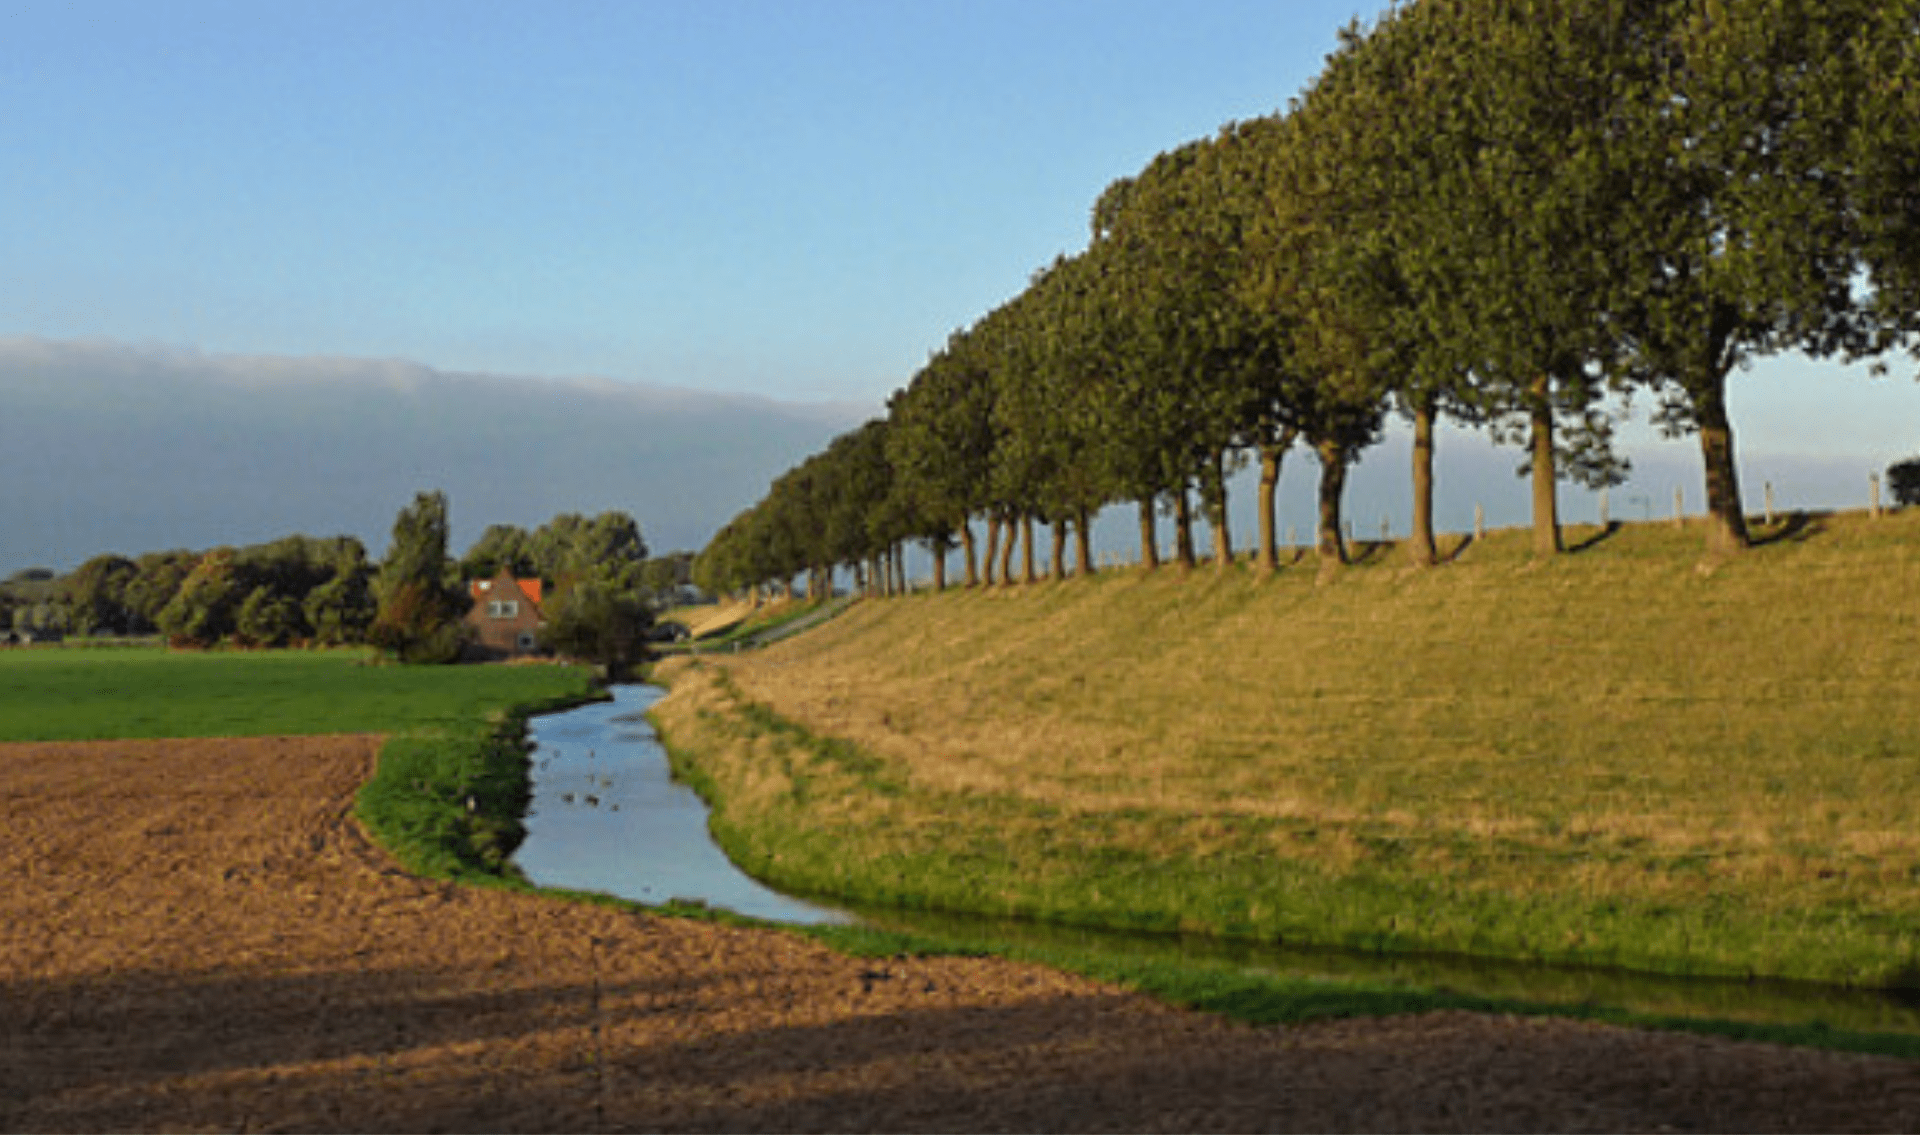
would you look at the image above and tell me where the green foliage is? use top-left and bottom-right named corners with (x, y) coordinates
top-left (155, 548), bottom-right (244, 645)
top-left (539, 575), bottom-right (652, 672)
top-left (371, 491), bottom-right (469, 663)
top-left (1890, 459), bottom-right (1920, 507)
top-left (59, 554), bottom-right (139, 635)
top-left (458, 523), bottom-right (538, 582)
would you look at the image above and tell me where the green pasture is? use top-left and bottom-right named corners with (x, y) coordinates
top-left (0, 647), bottom-right (595, 742)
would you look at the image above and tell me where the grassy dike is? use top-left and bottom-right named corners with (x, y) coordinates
top-left (649, 508), bottom-right (1920, 990)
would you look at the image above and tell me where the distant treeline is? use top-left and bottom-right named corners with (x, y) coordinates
top-left (697, 0), bottom-right (1919, 599)
top-left (3, 502), bottom-right (699, 652)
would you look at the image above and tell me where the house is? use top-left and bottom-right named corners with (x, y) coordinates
top-left (463, 570), bottom-right (546, 660)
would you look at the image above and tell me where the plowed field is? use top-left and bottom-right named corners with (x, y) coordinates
top-left (5, 736), bottom-right (1918, 1133)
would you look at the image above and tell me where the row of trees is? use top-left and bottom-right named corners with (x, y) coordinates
top-left (698, 0), bottom-right (1919, 597)
top-left (31, 494), bottom-right (684, 667)
top-left (56, 537), bottom-right (376, 647)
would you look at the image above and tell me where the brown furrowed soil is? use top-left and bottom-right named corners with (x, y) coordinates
top-left (4, 737), bottom-right (1919, 1133)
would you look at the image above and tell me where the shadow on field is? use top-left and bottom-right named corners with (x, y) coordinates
top-left (1567, 520), bottom-right (1623, 554)
top-left (10, 956), bottom-right (1920, 1133)
top-left (1751, 510), bottom-right (1827, 546)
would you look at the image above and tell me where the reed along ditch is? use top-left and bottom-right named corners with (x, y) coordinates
top-left (514, 685), bottom-right (1920, 1039)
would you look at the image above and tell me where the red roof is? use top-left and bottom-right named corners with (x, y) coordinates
top-left (470, 574), bottom-right (543, 606)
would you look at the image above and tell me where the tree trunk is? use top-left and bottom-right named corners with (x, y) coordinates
top-left (998, 515), bottom-right (1018, 586)
top-left (931, 537), bottom-right (947, 592)
top-left (1694, 367), bottom-right (1750, 554)
top-left (1137, 498), bottom-right (1160, 570)
top-left (895, 542), bottom-right (907, 595)
top-left (1173, 487), bottom-right (1197, 569)
top-left (1529, 375), bottom-right (1563, 556)
top-left (1257, 445), bottom-right (1282, 574)
top-left (1202, 450), bottom-right (1233, 570)
top-left (960, 521), bottom-right (978, 587)
top-left (1409, 400), bottom-right (1438, 568)
top-left (1076, 507), bottom-right (1095, 577)
top-left (1315, 439), bottom-right (1349, 566)
top-left (1019, 515), bottom-right (1037, 584)
top-left (981, 516), bottom-right (1000, 586)
top-left (1050, 518), bottom-right (1067, 580)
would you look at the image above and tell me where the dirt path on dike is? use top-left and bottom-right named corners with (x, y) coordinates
top-left (4, 736), bottom-right (1919, 1134)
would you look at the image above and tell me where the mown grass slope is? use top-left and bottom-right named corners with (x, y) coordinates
top-left (653, 509), bottom-right (1920, 986)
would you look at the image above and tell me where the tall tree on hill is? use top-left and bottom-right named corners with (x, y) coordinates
top-left (1102, 136), bottom-right (1289, 572)
top-left (1023, 251), bottom-right (1123, 578)
top-left (1360, 0), bottom-right (1653, 559)
top-left (370, 491), bottom-right (468, 663)
top-left (1244, 80), bottom-right (1391, 568)
top-left (1615, 0), bottom-right (1888, 554)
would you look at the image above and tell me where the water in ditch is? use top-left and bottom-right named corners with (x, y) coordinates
top-left (515, 683), bottom-right (849, 925)
top-left (515, 685), bottom-right (1920, 1037)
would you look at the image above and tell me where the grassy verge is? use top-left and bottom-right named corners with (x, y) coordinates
top-left (0, 647), bottom-right (602, 881)
top-left (807, 921), bottom-right (1920, 1060)
top-left (649, 509), bottom-right (1920, 989)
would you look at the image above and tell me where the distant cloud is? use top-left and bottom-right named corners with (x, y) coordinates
top-left (0, 337), bottom-right (867, 574)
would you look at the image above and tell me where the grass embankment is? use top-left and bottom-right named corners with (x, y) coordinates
top-left (652, 509), bottom-right (1920, 989)
top-left (661, 595), bottom-right (844, 651)
top-left (0, 647), bottom-right (600, 879)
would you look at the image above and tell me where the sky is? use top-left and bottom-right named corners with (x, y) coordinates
top-left (3, 0), bottom-right (1918, 576)
top-left (3, 0), bottom-right (1359, 398)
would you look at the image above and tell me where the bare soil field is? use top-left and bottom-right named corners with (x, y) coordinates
top-left (5, 736), bottom-right (1919, 1133)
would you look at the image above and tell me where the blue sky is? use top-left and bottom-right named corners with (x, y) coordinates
top-left (3, 0), bottom-right (1365, 399)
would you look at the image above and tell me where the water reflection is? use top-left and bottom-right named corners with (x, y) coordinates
top-left (516, 684), bottom-right (849, 925)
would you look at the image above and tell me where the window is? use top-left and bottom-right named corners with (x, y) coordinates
top-left (487, 599), bottom-right (520, 619)
top-left (517, 632), bottom-right (538, 651)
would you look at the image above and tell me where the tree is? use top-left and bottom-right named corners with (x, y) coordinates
top-left (369, 491), bottom-right (468, 663)
top-left (539, 576), bottom-right (651, 675)
top-left (527, 512), bottom-right (649, 592)
top-left (236, 586), bottom-right (304, 647)
top-left (1889, 459), bottom-right (1920, 508)
top-left (157, 549), bottom-right (244, 646)
top-left (887, 330), bottom-right (999, 588)
top-left (459, 524), bottom-right (537, 581)
top-left (1244, 94), bottom-right (1389, 568)
top-left (1615, 0), bottom-right (1888, 554)
top-left (123, 550), bottom-right (199, 633)
top-left (61, 554), bottom-right (139, 636)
